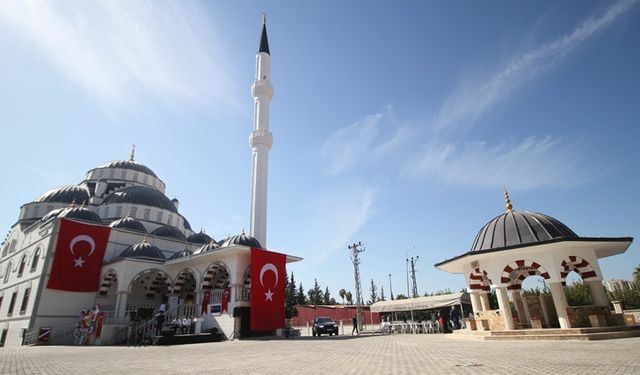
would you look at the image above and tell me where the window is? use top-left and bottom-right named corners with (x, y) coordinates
top-left (130, 207), bottom-right (137, 218)
top-left (0, 295), bottom-right (3, 310)
top-left (157, 211), bottom-right (163, 223)
top-left (17, 255), bottom-right (26, 277)
top-left (4, 261), bottom-right (12, 283)
top-left (1, 243), bottom-right (7, 257)
top-left (0, 329), bottom-right (7, 347)
top-left (132, 172), bottom-right (138, 181)
top-left (142, 174), bottom-right (148, 184)
top-left (9, 240), bottom-right (17, 254)
top-left (31, 248), bottom-right (41, 272)
top-left (115, 206), bottom-right (122, 218)
top-left (104, 206), bottom-right (110, 218)
top-left (144, 208), bottom-right (150, 220)
top-left (119, 170), bottom-right (126, 179)
top-left (20, 288), bottom-right (31, 314)
top-left (167, 214), bottom-right (173, 226)
top-left (7, 292), bottom-right (17, 315)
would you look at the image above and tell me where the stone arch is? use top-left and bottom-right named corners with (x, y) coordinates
top-left (98, 269), bottom-right (118, 296)
top-left (201, 262), bottom-right (231, 291)
top-left (501, 259), bottom-right (550, 290)
top-left (129, 268), bottom-right (172, 300)
top-left (469, 267), bottom-right (492, 291)
top-left (172, 268), bottom-right (197, 304)
top-left (560, 256), bottom-right (597, 285)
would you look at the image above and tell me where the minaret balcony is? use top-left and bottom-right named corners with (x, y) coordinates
top-left (249, 130), bottom-right (273, 149)
top-left (251, 80), bottom-right (273, 98)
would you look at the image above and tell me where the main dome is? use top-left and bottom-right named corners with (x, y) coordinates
top-left (98, 160), bottom-right (158, 178)
top-left (103, 186), bottom-right (178, 213)
top-left (471, 210), bottom-right (578, 252)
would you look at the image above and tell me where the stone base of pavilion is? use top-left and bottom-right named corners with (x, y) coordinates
top-left (449, 325), bottom-right (640, 341)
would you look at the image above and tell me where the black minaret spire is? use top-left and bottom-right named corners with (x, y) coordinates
top-left (258, 13), bottom-right (270, 55)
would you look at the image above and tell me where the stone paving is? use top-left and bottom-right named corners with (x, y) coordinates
top-left (1, 334), bottom-right (639, 375)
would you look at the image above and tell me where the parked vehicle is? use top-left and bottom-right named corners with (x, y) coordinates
top-left (312, 317), bottom-right (339, 336)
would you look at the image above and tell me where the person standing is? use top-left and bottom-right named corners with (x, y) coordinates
top-left (351, 315), bottom-right (358, 335)
top-left (450, 306), bottom-right (461, 330)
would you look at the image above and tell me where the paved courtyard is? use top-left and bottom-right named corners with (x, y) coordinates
top-left (1, 334), bottom-right (639, 375)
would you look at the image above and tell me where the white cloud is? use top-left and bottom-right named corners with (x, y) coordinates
top-left (406, 136), bottom-right (599, 190)
top-left (434, 0), bottom-right (639, 134)
top-left (0, 0), bottom-right (239, 113)
top-left (291, 184), bottom-right (377, 262)
top-left (319, 113), bottom-right (382, 175)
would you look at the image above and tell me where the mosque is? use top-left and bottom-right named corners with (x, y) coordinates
top-left (0, 18), bottom-right (300, 347)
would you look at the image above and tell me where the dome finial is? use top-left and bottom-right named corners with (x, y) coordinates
top-left (262, 12), bottom-right (266, 25)
top-left (504, 187), bottom-right (513, 212)
top-left (129, 144), bottom-right (136, 161)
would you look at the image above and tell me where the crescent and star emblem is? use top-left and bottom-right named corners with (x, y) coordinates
top-left (69, 235), bottom-right (96, 268)
top-left (259, 263), bottom-right (279, 302)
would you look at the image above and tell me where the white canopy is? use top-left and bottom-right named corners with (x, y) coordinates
top-left (370, 292), bottom-right (470, 313)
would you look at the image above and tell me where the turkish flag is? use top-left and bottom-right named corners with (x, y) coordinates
top-left (221, 287), bottom-right (231, 313)
top-left (47, 219), bottom-right (111, 292)
top-left (250, 247), bottom-right (286, 331)
top-left (201, 291), bottom-right (211, 316)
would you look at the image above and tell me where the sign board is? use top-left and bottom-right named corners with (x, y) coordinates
top-left (209, 303), bottom-right (222, 316)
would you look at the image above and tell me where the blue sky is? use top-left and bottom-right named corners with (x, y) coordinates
top-left (0, 0), bottom-right (638, 299)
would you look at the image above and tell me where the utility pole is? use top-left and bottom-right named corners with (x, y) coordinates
top-left (388, 273), bottom-right (394, 300)
top-left (349, 241), bottom-right (365, 332)
top-left (409, 256), bottom-right (419, 297)
top-left (405, 246), bottom-right (414, 297)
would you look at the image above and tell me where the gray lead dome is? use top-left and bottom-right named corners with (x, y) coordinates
top-left (471, 211), bottom-right (578, 252)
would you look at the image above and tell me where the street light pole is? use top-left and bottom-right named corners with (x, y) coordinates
top-left (388, 273), bottom-right (394, 300)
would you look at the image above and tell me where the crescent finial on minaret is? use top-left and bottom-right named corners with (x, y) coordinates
top-left (129, 144), bottom-right (136, 161)
top-left (504, 187), bottom-right (513, 212)
top-left (262, 12), bottom-right (266, 25)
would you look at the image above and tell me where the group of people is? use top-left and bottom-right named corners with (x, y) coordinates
top-left (170, 316), bottom-right (194, 334)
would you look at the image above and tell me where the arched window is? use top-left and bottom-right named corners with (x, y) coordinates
top-left (3, 261), bottom-right (12, 283)
top-left (31, 248), bottom-right (41, 272)
top-left (17, 255), bottom-right (27, 277)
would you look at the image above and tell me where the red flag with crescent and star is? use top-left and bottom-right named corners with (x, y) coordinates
top-left (221, 287), bottom-right (231, 313)
top-left (47, 219), bottom-right (111, 292)
top-left (201, 291), bottom-right (211, 316)
top-left (250, 247), bottom-right (286, 331)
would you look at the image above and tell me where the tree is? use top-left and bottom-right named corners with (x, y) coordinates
top-left (345, 291), bottom-right (353, 304)
top-left (308, 279), bottom-right (323, 305)
top-left (296, 282), bottom-right (307, 305)
top-left (323, 287), bottom-right (332, 305)
top-left (368, 279), bottom-right (378, 305)
top-left (339, 288), bottom-right (347, 305)
top-left (380, 285), bottom-right (386, 302)
top-left (634, 265), bottom-right (640, 284)
top-left (285, 272), bottom-right (297, 318)
top-left (395, 294), bottom-right (408, 300)
top-left (565, 281), bottom-right (593, 306)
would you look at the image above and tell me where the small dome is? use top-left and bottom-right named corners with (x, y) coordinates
top-left (118, 241), bottom-right (165, 260)
top-left (193, 241), bottom-right (221, 255)
top-left (34, 185), bottom-right (90, 205)
top-left (103, 186), bottom-right (178, 213)
top-left (41, 208), bottom-right (65, 222)
top-left (471, 210), bottom-right (578, 252)
top-left (110, 217), bottom-right (147, 233)
top-left (98, 160), bottom-right (158, 178)
top-left (221, 231), bottom-right (263, 249)
top-left (151, 225), bottom-right (186, 241)
top-left (187, 231), bottom-right (213, 244)
top-left (169, 249), bottom-right (193, 260)
top-left (55, 206), bottom-right (102, 224)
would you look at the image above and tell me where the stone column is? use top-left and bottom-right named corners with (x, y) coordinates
top-left (586, 280), bottom-right (609, 307)
top-left (510, 290), bottom-right (529, 326)
top-left (480, 292), bottom-right (491, 311)
top-left (495, 286), bottom-right (515, 330)
top-left (115, 291), bottom-right (129, 320)
top-left (549, 281), bottom-right (570, 329)
top-left (469, 291), bottom-right (482, 315)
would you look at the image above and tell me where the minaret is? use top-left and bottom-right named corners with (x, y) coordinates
top-left (249, 14), bottom-right (273, 248)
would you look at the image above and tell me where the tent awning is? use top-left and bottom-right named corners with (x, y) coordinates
top-left (370, 292), bottom-right (470, 313)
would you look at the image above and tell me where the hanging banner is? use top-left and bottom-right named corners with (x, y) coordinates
top-left (250, 247), bottom-right (286, 331)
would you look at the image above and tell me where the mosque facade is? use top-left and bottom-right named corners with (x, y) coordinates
top-left (0, 18), bottom-right (298, 348)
